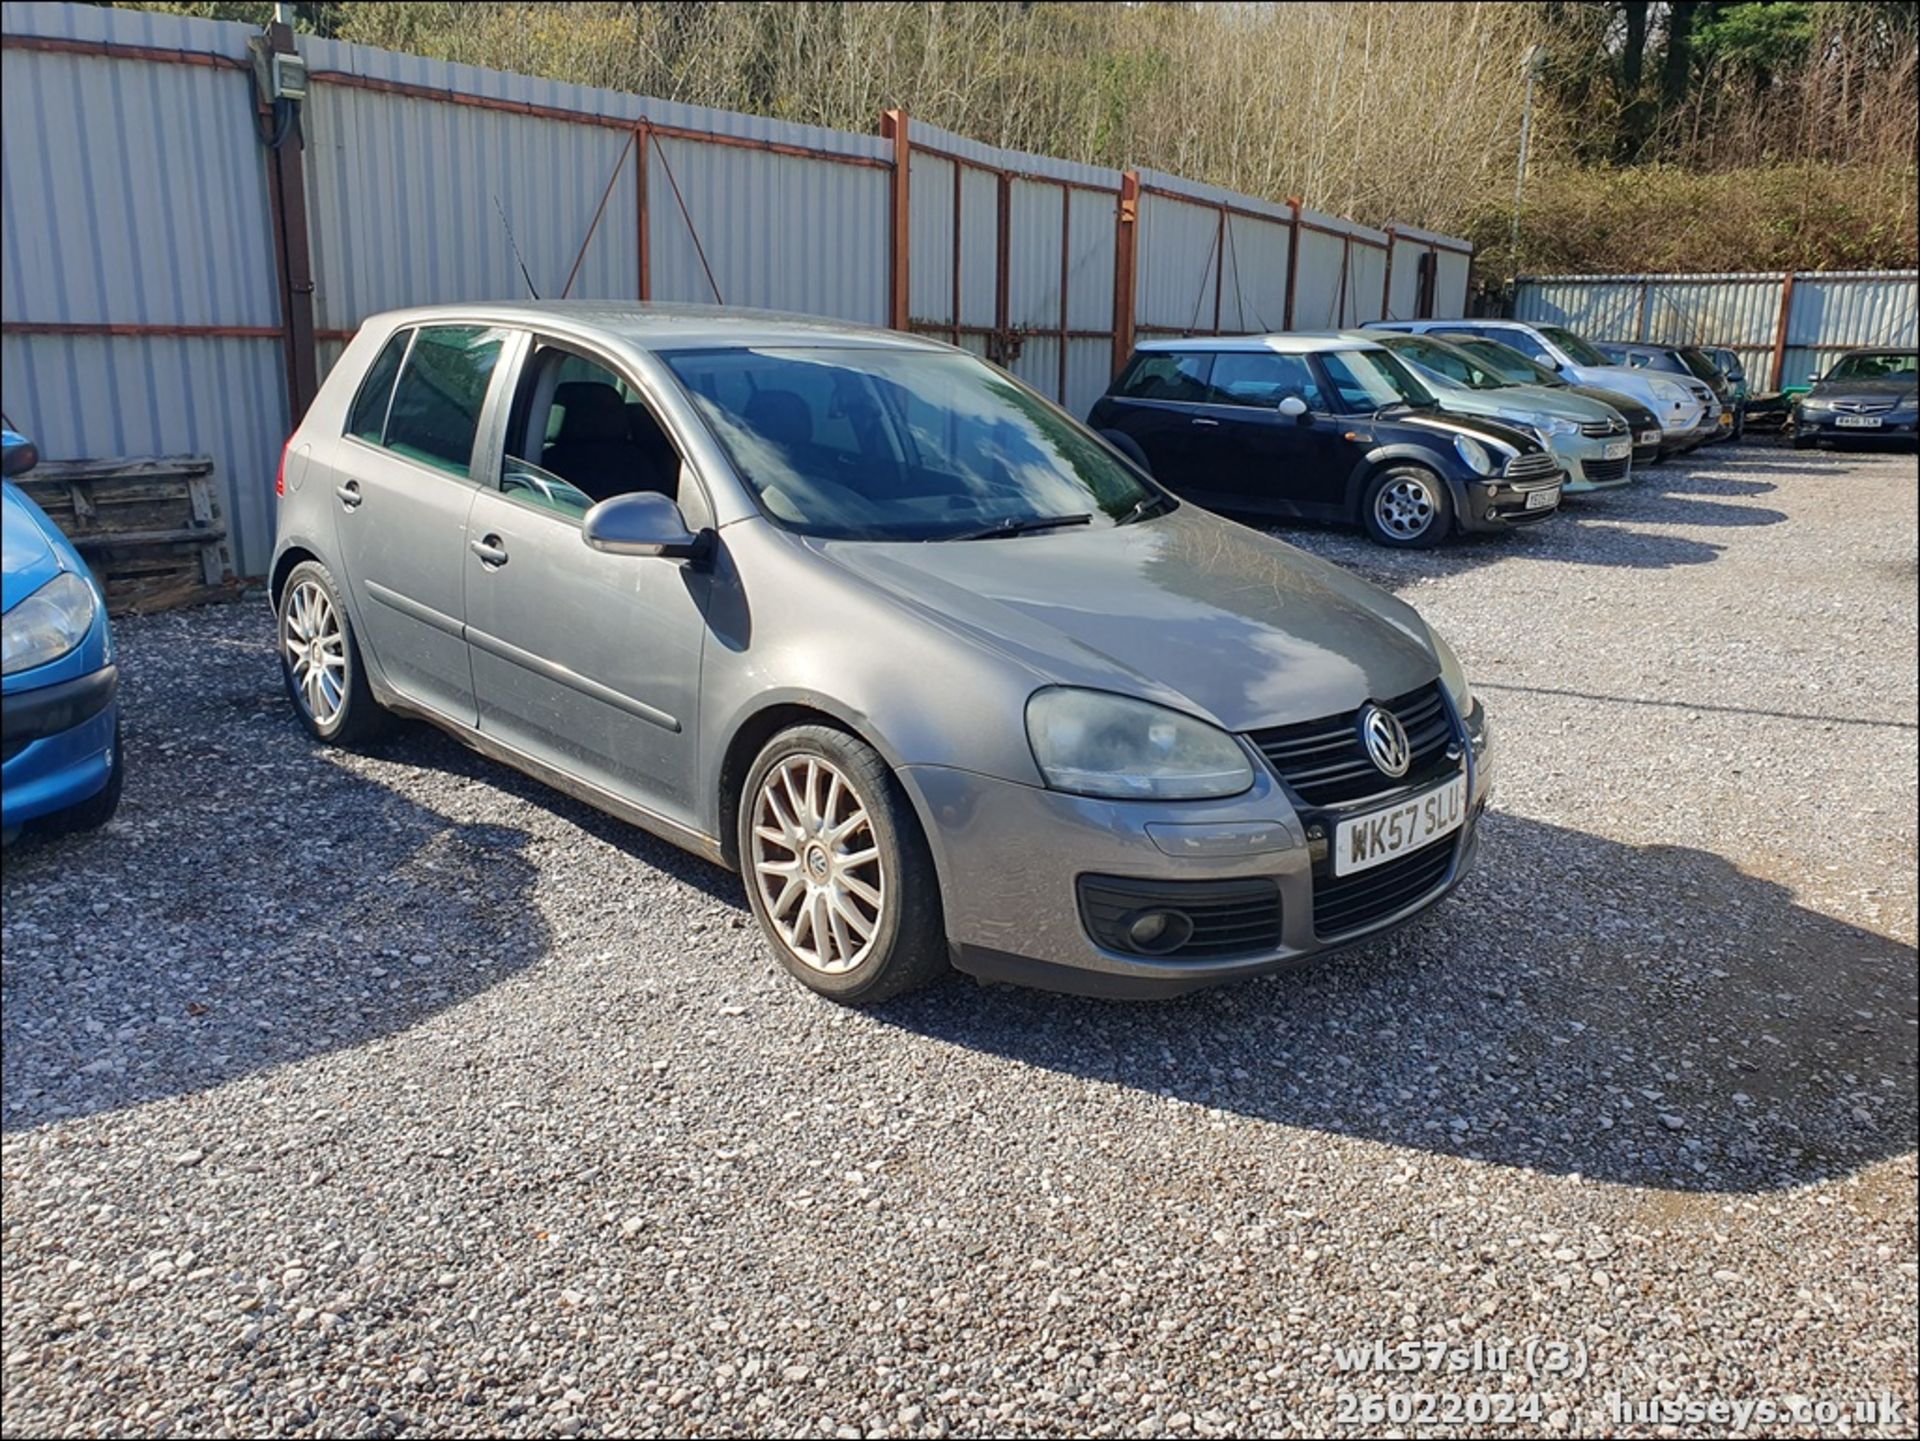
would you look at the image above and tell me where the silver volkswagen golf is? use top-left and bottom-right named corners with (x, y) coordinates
top-left (271, 304), bottom-right (1491, 1002)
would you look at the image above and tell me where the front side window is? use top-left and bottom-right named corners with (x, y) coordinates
top-left (1451, 337), bottom-right (1564, 387)
top-left (665, 346), bottom-right (1163, 542)
top-left (382, 325), bottom-right (507, 478)
top-left (499, 343), bottom-right (683, 519)
top-left (347, 329), bottom-right (411, 444)
top-left (1317, 348), bottom-right (1436, 413)
top-left (1113, 351), bottom-right (1215, 404)
top-left (1538, 325), bottom-right (1612, 367)
top-left (1208, 352), bottom-right (1325, 408)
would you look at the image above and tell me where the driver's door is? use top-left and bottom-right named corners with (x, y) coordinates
top-left (461, 337), bottom-right (712, 832)
top-left (1198, 351), bottom-right (1349, 515)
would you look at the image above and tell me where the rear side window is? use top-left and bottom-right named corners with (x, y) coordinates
top-left (382, 325), bottom-right (507, 478)
top-left (347, 330), bottom-right (411, 443)
top-left (1114, 351), bottom-right (1214, 403)
top-left (1208, 352), bottom-right (1324, 409)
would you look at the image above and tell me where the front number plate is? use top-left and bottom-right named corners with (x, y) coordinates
top-left (1603, 440), bottom-right (1630, 461)
top-left (1835, 415), bottom-right (1882, 429)
top-left (1637, 428), bottom-right (1661, 446)
top-left (1524, 485), bottom-right (1560, 510)
top-left (1333, 774), bottom-right (1468, 877)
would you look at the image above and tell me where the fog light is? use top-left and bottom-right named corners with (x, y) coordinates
top-left (1125, 908), bottom-right (1193, 955)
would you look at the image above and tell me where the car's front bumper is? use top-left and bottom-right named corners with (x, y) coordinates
top-left (1454, 472), bottom-right (1564, 531)
top-left (1794, 409), bottom-right (1918, 442)
top-left (1, 664), bottom-right (119, 828)
top-left (903, 704), bottom-right (1491, 998)
top-left (1544, 433), bottom-right (1635, 492)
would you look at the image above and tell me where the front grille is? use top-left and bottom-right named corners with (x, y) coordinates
top-left (1500, 450), bottom-right (1560, 485)
top-left (1313, 835), bottom-right (1457, 940)
top-left (1834, 400), bottom-right (1895, 415)
top-left (1582, 456), bottom-right (1631, 485)
top-left (1247, 683), bottom-right (1456, 809)
top-left (1077, 875), bottom-right (1283, 960)
top-left (1578, 417), bottom-right (1626, 438)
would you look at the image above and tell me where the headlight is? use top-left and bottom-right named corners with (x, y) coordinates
top-left (1430, 628), bottom-right (1473, 714)
top-left (1799, 395), bottom-right (1831, 412)
top-left (1, 571), bottom-right (98, 676)
top-left (1026, 688), bottom-right (1253, 800)
top-left (1452, 434), bottom-right (1494, 475)
top-left (1532, 415), bottom-right (1579, 438)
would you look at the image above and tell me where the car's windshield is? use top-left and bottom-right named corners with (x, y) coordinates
top-left (664, 346), bottom-right (1163, 541)
top-left (1318, 347), bottom-right (1437, 412)
top-left (1539, 325), bottom-right (1612, 368)
top-left (1380, 335), bottom-right (1508, 391)
top-left (1826, 350), bottom-right (1918, 382)
top-left (1450, 337), bottom-right (1568, 388)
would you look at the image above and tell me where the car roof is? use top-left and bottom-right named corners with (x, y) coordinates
top-left (1133, 331), bottom-right (1382, 356)
top-left (352, 300), bottom-right (950, 353)
top-left (1839, 347), bottom-right (1917, 358)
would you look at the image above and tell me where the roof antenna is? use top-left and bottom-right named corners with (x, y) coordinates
top-left (494, 194), bottom-right (540, 300)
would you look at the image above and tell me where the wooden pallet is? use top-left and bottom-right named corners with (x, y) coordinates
top-left (15, 456), bottom-right (233, 615)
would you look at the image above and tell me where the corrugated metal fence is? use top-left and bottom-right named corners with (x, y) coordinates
top-left (1514, 271), bottom-right (1918, 394)
top-left (1, 0), bottom-right (1471, 577)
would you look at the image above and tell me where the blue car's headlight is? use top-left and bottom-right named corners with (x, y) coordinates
top-left (2, 571), bottom-right (98, 676)
top-left (1026, 687), bottom-right (1254, 800)
top-left (1452, 434), bottom-right (1494, 475)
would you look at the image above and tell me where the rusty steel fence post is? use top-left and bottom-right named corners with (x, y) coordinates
top-left (1112, 172), bottom-right (1139, 375)
top-left (881, 109), bottom-right (910, 331)
top-left (1770, 271), bottom-right (1798, 390)
top-left (1283, 198), bottom-right (1302, 331)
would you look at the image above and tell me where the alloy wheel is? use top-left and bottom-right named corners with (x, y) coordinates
top-left (282, 579), bottom-right (347, 726)
top-left (1375, 475), bottom-right (1437, 540)
top-left (750, 754), bottom-right (887, 974)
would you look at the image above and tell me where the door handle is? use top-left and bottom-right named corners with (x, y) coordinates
top-left (470, 535), bottom-right (508, 568)
top-left (1190, 417), bottom-right (1221, 427)
top-left (335, 480), bottom-right (363, 508)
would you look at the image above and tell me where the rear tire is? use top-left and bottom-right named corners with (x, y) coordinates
top-left (34, 719), bottom-right (124, 835)
top-left (738, 724), bottom-right (948, 1004)
top-left (277, 559), bottom-right (388, 746)
top-left (1361, 465), bottom-right (1453, 548)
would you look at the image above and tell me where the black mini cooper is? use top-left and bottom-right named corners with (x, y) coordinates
top-left (1089, 334), bottom-right (1565, 547)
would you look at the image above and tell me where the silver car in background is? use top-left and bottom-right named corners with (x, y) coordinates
top-left (1358, 331), bottom-right (1636, 492)
top-left (271, 304), bottom-right (1489, 1002)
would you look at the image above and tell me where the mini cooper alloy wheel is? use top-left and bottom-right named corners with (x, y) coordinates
top-left (749, 754), bottom-right (888, 974)
top-left (282, 579), bottom-right (347, 726)
top-left (1374, 474), bottom-right (1437, 540)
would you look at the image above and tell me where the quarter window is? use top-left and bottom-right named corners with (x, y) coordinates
top-left (1115, 351), bottom-right (1215, 404)
top-left (347, 329), bottom-right (411, 444)
top-left (381, 325), bottom-right (507, 478)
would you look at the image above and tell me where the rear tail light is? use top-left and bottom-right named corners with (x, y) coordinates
top-left (275, 439), bottom-right (291, 497)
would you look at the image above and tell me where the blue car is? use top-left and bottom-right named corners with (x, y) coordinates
top-left (2, 429), bottom-right (123, 841)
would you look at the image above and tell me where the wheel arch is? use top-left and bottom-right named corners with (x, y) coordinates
top-left (1344, 445), bottom-right (1467, 522)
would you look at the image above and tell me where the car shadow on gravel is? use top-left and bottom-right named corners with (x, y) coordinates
top-left (0, 718), bottom-right (557, 1136)
top-left (875, 810), bottom-right (1918, 1195)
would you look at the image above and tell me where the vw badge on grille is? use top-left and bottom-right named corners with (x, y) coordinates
top-left (1357, 703), bottom-right (1412, 778)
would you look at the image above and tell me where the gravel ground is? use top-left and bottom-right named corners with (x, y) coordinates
top-left (3, 443), bottom-right (1915, 1439)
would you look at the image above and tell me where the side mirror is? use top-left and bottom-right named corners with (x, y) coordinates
top-left (582, 491), bottom-right (705, 560)
top-left (1807, 372), bottom-right (1820, 383)
top-left (1, 434), bottom-right (39, 478)
top-left (1277, 395), bottom-right (1310, 421)
top-left (1530, 352), bottom-right (1557, 370)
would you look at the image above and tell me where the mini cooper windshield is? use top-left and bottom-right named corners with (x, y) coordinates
top-left (1317, 347), bottom-right (1439, 413)
top-left (665, 347), bottom-right (1166, 541)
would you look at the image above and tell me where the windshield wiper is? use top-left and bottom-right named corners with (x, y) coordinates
top-left (953, 513), bottom-right (1092, 541)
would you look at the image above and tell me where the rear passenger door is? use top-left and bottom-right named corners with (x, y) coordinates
top-left (326, 323), bottom-right (510, 725)
top-left (1095, 351), bottom-right (1216, 481)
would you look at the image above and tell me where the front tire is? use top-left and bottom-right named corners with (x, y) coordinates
top-left (1361, 465), bottom-right (1453, 548)
top-left (739, 724), bottom-right (948, 1003)
top-left (277, 559), bottom-right (387, 745)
